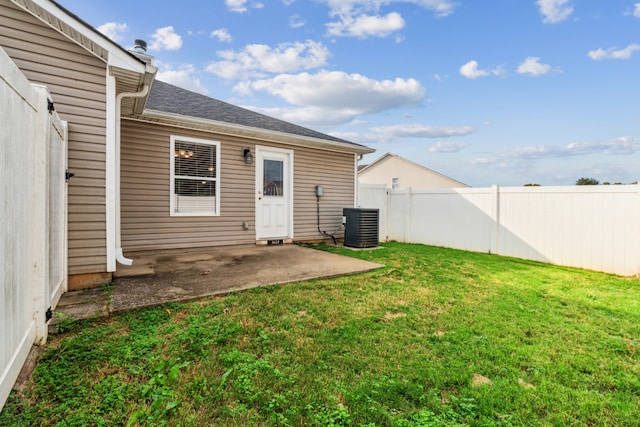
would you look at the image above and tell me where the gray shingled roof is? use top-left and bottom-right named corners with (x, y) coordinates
top-left (146, 80), bottom-right (366, 148)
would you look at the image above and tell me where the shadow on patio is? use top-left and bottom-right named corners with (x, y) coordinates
top-left (53, 244), bottom-right (383, 325)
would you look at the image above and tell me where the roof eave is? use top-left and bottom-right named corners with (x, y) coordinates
top-left (12, 0), bottom-right (150, 75)
top-left (133, 109), bottom-right (375, 155)
top-left (12, 0), bottom-right (157, 113)
top-left (105, 61), bottom-right (156, 116)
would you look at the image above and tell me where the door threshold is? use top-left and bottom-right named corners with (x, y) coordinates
top-left (256, 238), bottom-right (293, 246)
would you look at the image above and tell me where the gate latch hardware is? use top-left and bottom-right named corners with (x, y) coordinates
top-left (47, 99), bottom-right (55, 113)
top-left (65, 170), bottom-right (75, 182)
top-left (45, 307), bottom-right (53, 322)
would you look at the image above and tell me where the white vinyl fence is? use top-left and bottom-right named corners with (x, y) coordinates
top-left (359, 183), bottom-right (640, 276)
top-left (1, 48), bottom-right (68, 410)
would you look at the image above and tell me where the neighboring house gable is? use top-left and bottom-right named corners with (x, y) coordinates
top-left (359, 153), bottom-right (468, 189)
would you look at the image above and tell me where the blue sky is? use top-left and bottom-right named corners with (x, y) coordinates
top-left (58, 0), bottom-right (639, 186)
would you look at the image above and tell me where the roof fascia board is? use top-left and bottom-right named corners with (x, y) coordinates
top-left (13, 0), bottom-right (147, 73)
top-left (137, 109), bottom-right (375, 155)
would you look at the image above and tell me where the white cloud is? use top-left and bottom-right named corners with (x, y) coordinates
top-left (536, 0), bottom-right (573, 24)
top-left (149, 26), bottom-right (183, 51)
top-left (226, 0), bottom-right (263, 12)
top-left (326, 129), bottom-right (470, 146)
top-left (323, 0), bottom-right (456, 19)
top-left (469, 156), bottom-right (518, 170)
top-left (459, 60), bottom-right (504, 79)
top-left (429, 141), bottom-right (469, 153)
top-left (237, 71), bottom-right (425, 127)
top-left (211, 28), bottom-right (232, 43)
top-left (588, 44), bottom-right (640, 60)
top-left (564, 137), bottom-right (640, 155)
top-left (470, 136), bottom-right (640, 170)
top-left (97, 22), bottom-right (128, 42)
top-left (226, 0), bottom-right (247, 12)
top-left (371, 123), bottom-right (475, 139)
top-left (290, 14), bottom-right (306, 28)
top-left (206, 41), bottom-right (331, 79)
top-left (411, 0), bottom-right (457, 17)
top-left (245, 71), bottom-right (424, 111)
top-left (242, 105), bottom-right (360, 127)
top-left (517, 57), bottom-right (552, 76)
top-left (635, 3), bottom-right (640, 18)
top-left (326, 12), bottom-right (405, 38)
top-left (155, 64), bottom-right (208, 95)
top-left (459, 61), bottom-right (487, 79)
top-left (468, 137), bottom-right (640, 182)
top-left (329, 131), bottom-right (384, 145)
top-left (322, 0), bottom-right (456, 38)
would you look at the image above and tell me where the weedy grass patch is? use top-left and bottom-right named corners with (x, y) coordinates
top-left (1, 242), bottom-right (638, 426)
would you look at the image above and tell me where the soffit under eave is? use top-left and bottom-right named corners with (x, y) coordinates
top-left (12, 0), bottom-right (109, 61)
top-left (13, 0), bottom-right (156, 115)
top-left (110, 65), bottom-right (156, 116)
top-left (13, 0), bottom-right (151, 76)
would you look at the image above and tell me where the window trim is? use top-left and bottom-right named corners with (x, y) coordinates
top-left (170, 135), bottom-right (221, 217)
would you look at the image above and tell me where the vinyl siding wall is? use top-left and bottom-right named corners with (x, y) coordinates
top-left (293, 148), bottom-right (354, 240)
top-left (0, 0), bottom-right (108, 275)
top-left (120, 120), bottom-right (355, 252)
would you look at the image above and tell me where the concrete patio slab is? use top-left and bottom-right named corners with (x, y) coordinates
top-left (53, 287), bottom-right (109, 323)
top-left (53, 244), bottom-right (383, 325)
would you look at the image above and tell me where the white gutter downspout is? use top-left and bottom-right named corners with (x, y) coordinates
top-left (113, 84), bottom-right (150, 266)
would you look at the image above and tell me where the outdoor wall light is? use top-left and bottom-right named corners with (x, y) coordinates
top-left (243, 148), bottom-right (254, 164)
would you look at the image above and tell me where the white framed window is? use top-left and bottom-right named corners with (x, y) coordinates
top-left (170, 135), bottom-right (220, 216)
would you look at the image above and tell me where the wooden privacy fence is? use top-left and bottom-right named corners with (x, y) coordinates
top-left (359, 183), bottom-right (640, 276)
top-left (1, 47), bottom-right (68, 410)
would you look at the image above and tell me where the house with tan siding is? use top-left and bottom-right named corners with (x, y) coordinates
top-left (0, 0), bottom-right (374, 290)
top-left (359, 153), bottom-right (468, 190)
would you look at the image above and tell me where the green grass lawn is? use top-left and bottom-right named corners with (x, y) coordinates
top-left (1, 242), bottom-right (638, 426)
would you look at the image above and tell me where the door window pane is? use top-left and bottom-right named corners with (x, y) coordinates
top-left (263, 159), bottom-right (283, 196)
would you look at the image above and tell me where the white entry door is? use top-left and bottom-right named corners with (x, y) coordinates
top-left (256, 146), bottom-right (293, 240)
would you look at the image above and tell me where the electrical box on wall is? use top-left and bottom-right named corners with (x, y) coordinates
top-left (315, 185), bottom-right (323, 197)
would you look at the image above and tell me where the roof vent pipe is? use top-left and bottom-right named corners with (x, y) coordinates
top-left (133, 39), bottom-right (147, 53)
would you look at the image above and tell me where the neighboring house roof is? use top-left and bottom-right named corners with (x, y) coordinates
top-left (359, 152), bottom-right (469, 188)
top-left (141, 80), bottom-right (374, 155)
